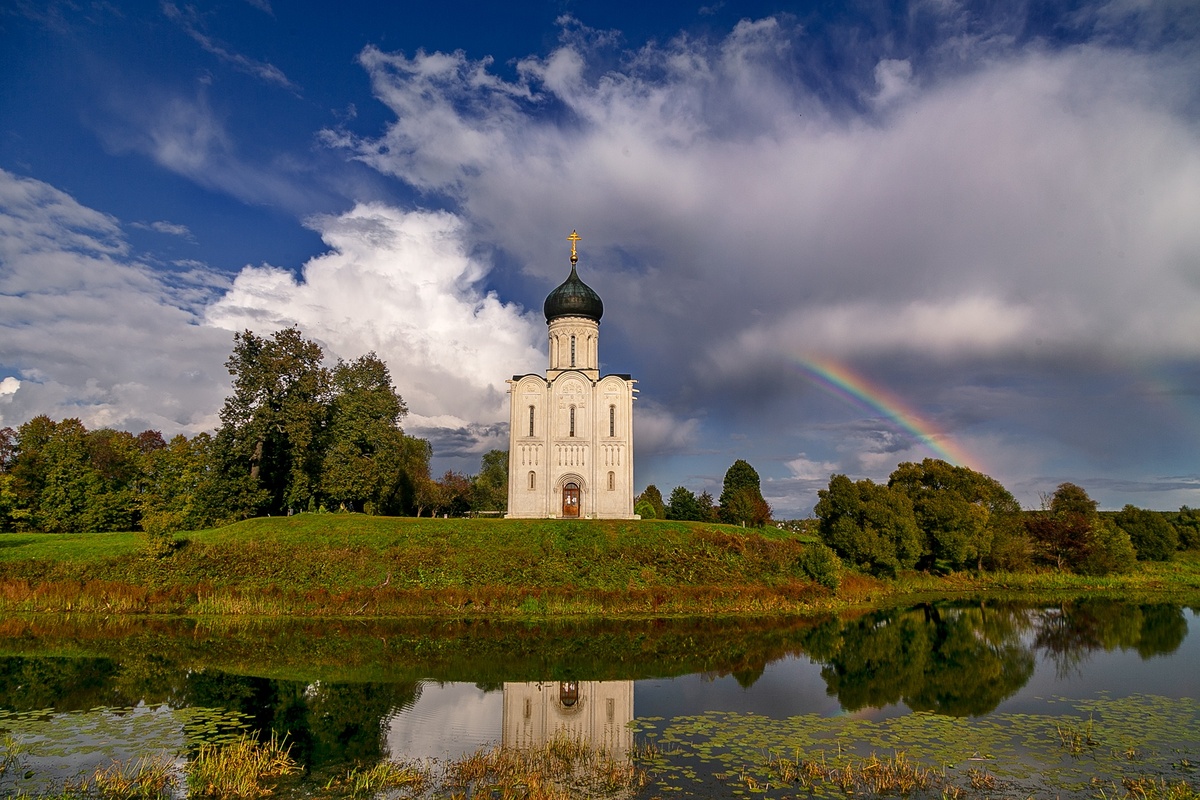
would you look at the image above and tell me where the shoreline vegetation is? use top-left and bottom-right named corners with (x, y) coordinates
top-left (1, 516), bottom-right (1198, 619)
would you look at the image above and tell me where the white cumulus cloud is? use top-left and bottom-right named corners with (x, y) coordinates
top-left (205, 203), bottom-right (545, 434)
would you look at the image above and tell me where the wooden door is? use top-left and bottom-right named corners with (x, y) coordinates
top-left (562, 483), bottom-right (580, 518)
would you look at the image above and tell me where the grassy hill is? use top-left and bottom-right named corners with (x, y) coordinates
top-left (3, 515), bottom-right (1197, 618)
top-left (0, 515), bottom-right (853, 617)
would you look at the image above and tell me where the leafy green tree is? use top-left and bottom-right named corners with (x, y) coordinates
top-left (1113, 505), bottom-right (1178, 561)
top-left (696, 490), bottom-right (719, 523)
top-left (636, 485), bottom-right (666, 520)
top-left (814, 474), bottom-right (922, 576)
top-left (1080, 517), bottom-right (1137, 576)
top-left (1049, 482), bottom-right (1097, 516)
top-left (214, 328), bottom-right (331, 517)
top-left (718, 460), bottom-right (771, 527)
top-left (413, 474), bottom-right (445, 518)
top-left (888, 459), bottom-right (1024, 572)
top-left (665, 486), bottom-right (702, 521)
top-left (0, 472), bottom-right (13, 533)
top-left (0, 426), bottom-right (15, 472)
top-left (140, 433), bottom-right (213, 533)
top-left (38, 418), bottom-right (102, 533)
top-left (1175, 506), bottom-right (1200, 550)
top-left (0, 427), bottom-right (14, 533)
top-left (320, 353), bottom-right (414, 514)
top-left (81, 427), bottom-right (143, 531)
top-left (471, 450), bottom-right (508, 513)
top-left (7, 415), bottom-right (58, 530)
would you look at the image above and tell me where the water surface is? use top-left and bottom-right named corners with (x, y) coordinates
top-left (1, 598), bottom-right (1197, 797)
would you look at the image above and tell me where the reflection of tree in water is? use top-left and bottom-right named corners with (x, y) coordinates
top-left (0, 656), bottom-right (124, 712)
top-left (1034, 601), bottom-right (1188, 679)
top-left (183, 671), bottom-right (422, 771)
top-left (0, 655), bottom-right (422, 774)
top-left (810, 601), bottom-right (1189, 715)
top-left (811, 604), bottom-right (1035, 717)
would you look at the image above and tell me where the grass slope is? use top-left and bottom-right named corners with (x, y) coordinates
top-left (2, 515), bottom-right (1198, 618)
top-left (0, 515), bottom-right (845, 617)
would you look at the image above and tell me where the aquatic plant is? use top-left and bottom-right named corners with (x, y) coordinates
top-left (63, 755), bottom-right (176, 799)
top-left (444, 732), bottom-right (647, 799)
top-left (185, 732), bottom-right (299, 798)
top-left (323, 760), bottom-right (429, 797)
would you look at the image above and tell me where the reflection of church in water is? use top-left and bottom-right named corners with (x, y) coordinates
top-left (502, 681), bottom-right (634, 758)
top-left (506, 231), bottom-right (638, 519)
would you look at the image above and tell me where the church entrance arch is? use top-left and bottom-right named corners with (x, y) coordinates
top-left (562, 483), bottom-right (580, 518)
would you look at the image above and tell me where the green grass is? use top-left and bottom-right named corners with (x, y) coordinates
top-left (0, 515), bottom-right (842, 617)
top-left (0, 515), bottom-right (1197, 618)
top-left (0, 531), bottom-right (143, 562)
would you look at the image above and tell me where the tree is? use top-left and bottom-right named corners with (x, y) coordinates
top-left (38, 418), bottom-right (101, 533)
top-left (215, 328), bottom-right (331, 517)
top-left (0, 426), bottom-right (15, 472)
top-left (1113, 505), bottom-right (1178, 561)
top-left (6, 415), bottom-right (57, 530)
top-left (665, 486), bottom-right (702, 521)
top-left (1050, 482), bottom-right (1097, 517)
top-left (696, 490), bottom-right (719, 523)
top-left (718, 459), bottom-right (771, 527)
top-left (888, 459), bottom-right (1024, 572)
top-left (1080, 518), bottom-right (1136, 576)
top-left (814, 474), bottom-right (922, 577)
top-left (140, 433), bottom-right (213, 533)
top-left (1028, 483), bottom-right (1134, 575)
top-left (0, 427), bottom-right (19, 532)
top-left (1175, 506), bottom-right (1200, 551)
top-left (80, 427), bottom-right (143, 532)
top-left (471, 450), bottom-right (508, 513)
top-left (635, 485), bottom-right (666, 520)
top-left (320, 353), bottom-right (414, 514)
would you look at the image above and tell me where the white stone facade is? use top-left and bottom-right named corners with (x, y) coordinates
top-left (506, 312), bottom-right (637, 519)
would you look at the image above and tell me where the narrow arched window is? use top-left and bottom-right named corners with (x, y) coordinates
top-left (608, 471), bottom-right (615, 491)
top-left (528, 405), bottom-right (535, 437)
top-left (569, 406), bottom-right (576, 437)
top-left (570, 335), bottom-right (576, 367)
top-left (609, 405), bottom-right (615, 437)
top-left (528, 471), bottom-right (536, 490)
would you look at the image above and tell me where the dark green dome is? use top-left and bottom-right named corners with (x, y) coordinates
top-left (544, 264), bottom-right (603, 323)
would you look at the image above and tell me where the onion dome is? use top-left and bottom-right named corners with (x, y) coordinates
top-left (543, 230), bottom-right (603, 323)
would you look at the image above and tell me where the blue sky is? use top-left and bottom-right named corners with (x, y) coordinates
top-left (2, 0), bottom-right (1199, 516)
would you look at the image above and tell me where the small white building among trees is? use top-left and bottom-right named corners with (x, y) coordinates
top-left (506, 232), bottom-right (637, 519)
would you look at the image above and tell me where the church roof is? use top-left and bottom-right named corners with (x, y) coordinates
top-left (543, 263), bottom-right (604, 323)
top-left (544, 231), bottom-right (603, 323)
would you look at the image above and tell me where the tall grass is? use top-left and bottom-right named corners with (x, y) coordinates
top-left (186, 732), bottom-right (299, 798)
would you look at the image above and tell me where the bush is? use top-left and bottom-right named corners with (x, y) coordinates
top-left (140, 529), bottom-right (180, 559)
top-left (1173, 507), bottom-right (1200, 551)
top-left (815, 475), bottom-right (922, 577)
top-left (797, 543), bottom-right (843, 590)
top-left (1114, 505), bottom-right (1178, 561)
top-left (1080, 519), bottom-right (1137, 576)
top-left (634, 499), bottom-right (656, 519)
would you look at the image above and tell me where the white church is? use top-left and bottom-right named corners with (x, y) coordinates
top-left (506, 232), bottom-right (638, 519)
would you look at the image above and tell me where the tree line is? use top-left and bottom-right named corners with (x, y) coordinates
top-left (813, 459), bottom-right (1199, 578)
top-left (635, 458), bottom-right (773, 527)
top-left (0, 328), bottom-right (510, 534)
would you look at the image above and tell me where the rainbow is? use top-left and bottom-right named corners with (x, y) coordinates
top-left (794, 355), bottom-right (979, 471)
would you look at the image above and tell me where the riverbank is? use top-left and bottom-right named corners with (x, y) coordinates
top-left (1, 516), bottom-right (1198, 617)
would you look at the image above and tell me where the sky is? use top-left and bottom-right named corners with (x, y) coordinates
top-left (2, 0), bottom-right (1199, 517)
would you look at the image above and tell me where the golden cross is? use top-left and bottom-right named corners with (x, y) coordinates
top-left (567, 229), bottom-right (581, 262)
